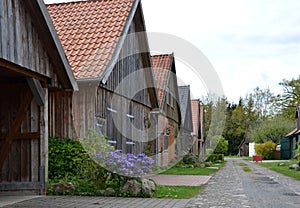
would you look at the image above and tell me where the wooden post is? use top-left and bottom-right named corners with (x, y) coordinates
top-left (40, 88), bottom-right (48, 195)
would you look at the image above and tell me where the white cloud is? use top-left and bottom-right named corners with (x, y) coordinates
top-left (142, 0), bottom-right (300, 102)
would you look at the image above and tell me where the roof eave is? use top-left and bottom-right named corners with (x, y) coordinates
top-left (36, 0), bottom-right (78, 91)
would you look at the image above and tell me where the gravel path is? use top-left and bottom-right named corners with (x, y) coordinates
top-left (186, 158), bottom-right (300, 208)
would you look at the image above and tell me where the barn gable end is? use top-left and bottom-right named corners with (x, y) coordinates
top-left (0, 0), bottom-right (77, 194)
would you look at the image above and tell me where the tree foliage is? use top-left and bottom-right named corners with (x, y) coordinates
top-left (245, 87), bottom-right (281, 120)
top-left (202, 76), bottom-right (299, 156)
top-left (279, 76), bottom-right (300, 119)
top-left (213, 135), bottom-right (228, 155)
top-left (249, 118), bottom-right (295, 143)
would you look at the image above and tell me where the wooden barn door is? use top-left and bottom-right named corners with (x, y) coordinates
top-left (0, 75), bottom-right (47, 194)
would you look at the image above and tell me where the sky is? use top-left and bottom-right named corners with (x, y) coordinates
top-left (44, 0), bottom-right (300, 103)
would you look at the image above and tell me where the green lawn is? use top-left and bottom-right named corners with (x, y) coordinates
top-left (160, 162), bottom-right (225, 175)
top-left (154, 185), bottom-right (204, 199)
top-left (154, 162), bottom-right (225, 198)
top-left (257, 160), bottom-right (300, 180)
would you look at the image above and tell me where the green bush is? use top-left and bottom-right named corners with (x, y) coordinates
top-left (48, 133), bottom-right (155, 197)
top-left (182, 153), bottom-right (198, 165)
top-left (48, 137), bottom-right (109, 195)
top-left (206, 154), bottom-right (224, 163)
top-left (213, 136), bottom-right (228, 155)
top-left (254, 141), bottom-right (276, 160)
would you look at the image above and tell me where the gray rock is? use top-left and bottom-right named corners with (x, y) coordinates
top-left (122, 179), bottom-right (142, 196)
top-left (289, 164), bottom-right (299, 170)
top-left (141, 179), bottom-right (156, 197)
top-left (53, 182), bottom-right (75, 194)
top-left (104, 188), bottom-right (116, 197)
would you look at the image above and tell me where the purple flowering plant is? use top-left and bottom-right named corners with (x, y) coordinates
top-left (94, 150), bottom-right (154, 177)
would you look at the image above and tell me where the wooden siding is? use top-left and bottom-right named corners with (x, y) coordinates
top-left (0, 83), bottom-right (43, 192)
top-left (0, 0), bottom-right (70, 193)
top-left (49, 91), bottom-right (76, 139)
top-left (162, 72), bottom-right (180, 125)
top-left (72, 82), bottom-right (98, 139)
top-left (105, 16), bottom-right (152, 108)
top-left (0, 0), bottom-right (61, 88)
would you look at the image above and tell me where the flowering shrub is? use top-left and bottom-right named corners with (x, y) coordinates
top-left (255, 141), bottom-right (276, 160)
top-left (94, 150), bottom-right (154, 177)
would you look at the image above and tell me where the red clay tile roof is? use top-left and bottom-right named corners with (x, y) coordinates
top-left (151, 54), bottom-right (173, 107)
top-left (46, 0), bottom-right (135, 79)
top-left (191, 99), bottom-right (200, 136)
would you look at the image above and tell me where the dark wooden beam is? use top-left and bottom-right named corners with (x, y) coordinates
top-left (0, 58), bottom-right (50, 83)
top-left (0, 90), bottom-right (34, 168)
top-left (27, 78), bottom-right (45, 106)
top-left (0, 132), bottom-right (39, 140)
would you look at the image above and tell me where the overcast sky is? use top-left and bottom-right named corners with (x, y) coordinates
top-left (44, 0), bottom-right (300, 103)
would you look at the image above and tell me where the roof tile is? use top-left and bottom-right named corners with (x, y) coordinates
top-left (47, 0), bottom-right (134, 79)
top-left (151, 54), bottom-right (172, 107)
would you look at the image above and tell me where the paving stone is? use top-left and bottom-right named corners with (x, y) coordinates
top-left (3, 158), bottom-right (300, 208)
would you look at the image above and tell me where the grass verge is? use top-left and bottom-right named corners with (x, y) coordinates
top-left (238, 162), bottom-right (252, 172)
top-left (257, 160), bottom-right (300, 181)
top-left (160, 162), bottom-right (226, 175)
top-left (154, 185), bottom-right (204, 199)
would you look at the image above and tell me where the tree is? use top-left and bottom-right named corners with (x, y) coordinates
top-left (279, 76), bottom-right (300, 119)
top-left (213, 135), bottom-right (228, 155)
top-left (223, 99), bottom-right (248, 155)
top-left (246, 87), bottom-right (280, 120)
top-left (249, 117), bottom-right (295, 143)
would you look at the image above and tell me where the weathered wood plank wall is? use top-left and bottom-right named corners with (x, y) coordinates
top-left (0, 0), bottom-right (67, 193)
top-left (0, 0), bottom-right (60, 88)
top-left (0, 85), bottom-right (40, 191)
top-left (49, 91), bottom-right (75, 139)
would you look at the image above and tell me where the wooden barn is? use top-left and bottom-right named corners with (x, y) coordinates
top-left (0, 0), bottom-right (77, 194)
top-left (151, 53), bottom-right (181, 166)
top-left (47, 0), bottom-right (158, 154)
top-left (178, 86), bottom-right (194, 155)
top-left (191, 99), bottom-right (206, 156)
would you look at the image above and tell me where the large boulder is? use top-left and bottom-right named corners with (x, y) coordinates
top-left (122, 179), bottom-right (142, 196)
top-left (141, 178), bottom-right (156, 197)
top-left (103, 188), bottom-right (116, 197)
